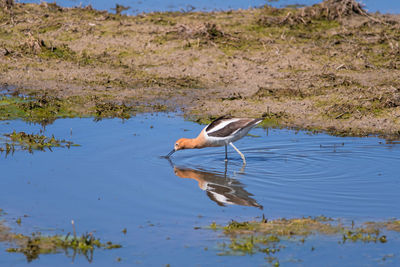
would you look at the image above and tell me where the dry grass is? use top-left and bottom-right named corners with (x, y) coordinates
top-left (0, 0), bottom-right (399, 137)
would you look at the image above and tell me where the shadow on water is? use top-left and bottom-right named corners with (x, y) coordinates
top-left (167, 158), bottom-right (263, 209)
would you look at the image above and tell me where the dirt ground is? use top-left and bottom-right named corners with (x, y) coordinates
top-left (0, 0), bottom-right (399, 138)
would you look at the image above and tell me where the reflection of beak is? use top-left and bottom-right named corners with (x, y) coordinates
top-left (166, 149), bottom-right (176, 158)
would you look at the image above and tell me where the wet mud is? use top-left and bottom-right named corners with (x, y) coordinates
top-left (0, 0), bottom-right (399, 137)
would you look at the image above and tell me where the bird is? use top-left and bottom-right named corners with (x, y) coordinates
top-left (165, 115), bottom-right (263, 164)
top-left (172, 165), bottom-right (263, 209)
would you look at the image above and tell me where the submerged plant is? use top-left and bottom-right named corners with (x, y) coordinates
top-left (0, 94), bottom-right (148, 124)
top-left (0, 95), bottom-right (79, 124)
top-left (4, 220), bottom-right (121, 262)
top-left (211, 216), bottom-right (395, 259)
top-left (6, 231), bottom-right (121, 262)
top-left (0, 131), bottom-right (79, 154)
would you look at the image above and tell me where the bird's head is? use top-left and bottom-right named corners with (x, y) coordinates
top-left (166, 138), bottom-right (190, 157)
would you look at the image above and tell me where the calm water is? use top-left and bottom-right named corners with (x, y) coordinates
top-left (0, 113), bottom-right (400, 266)
top-left (19, 0), bottom-right (400, 14)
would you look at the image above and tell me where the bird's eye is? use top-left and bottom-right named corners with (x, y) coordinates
top-left (174, 143), bottom-right (178, 148)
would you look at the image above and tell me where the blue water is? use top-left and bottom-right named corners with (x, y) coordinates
top-left (19, 0), bottom-right (400, 14)
top-left (0, 113), bottom-right (400, 266)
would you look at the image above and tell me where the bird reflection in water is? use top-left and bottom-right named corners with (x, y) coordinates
top-left (170, 160), bottom-right (262, 209)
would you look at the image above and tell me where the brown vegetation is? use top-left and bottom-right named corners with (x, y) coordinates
top-left (0, 0), bottom-right (399, 137)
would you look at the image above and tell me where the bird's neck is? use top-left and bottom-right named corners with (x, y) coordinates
top-left (174, 167), bottom-right (207, 189)
top-left (182, 132), bottom-right (207, 149)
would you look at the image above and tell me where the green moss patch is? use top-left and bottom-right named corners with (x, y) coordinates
top-left (209, 216), bottom-right (398, 259)
top-left (0, 94), bottom-right (165, 123)
top-left (0, 213), bottom-right (121, 263)
top-left (0, 131), bottom-right (79, 154)
top-left (4, 229), bottom-right (120, 262)
top-left (0, 95), bottom-right (81, 123)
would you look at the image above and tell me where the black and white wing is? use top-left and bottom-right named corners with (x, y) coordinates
top-left (205, 116), bottom-right (262, 138)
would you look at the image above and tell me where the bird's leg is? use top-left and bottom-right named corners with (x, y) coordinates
top-left (229, 142), bottom-right (246, 165)
top-left (225, 144), bottom-right (228, 161)
top-left (224, 159), bottom-right (228, 177)
top-left (239, 162), bottom-right (246, 173)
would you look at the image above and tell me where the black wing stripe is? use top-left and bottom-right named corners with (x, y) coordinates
top-left (208, 119), bottom-right (261, 138)
top-left (205, 115), bottom-right (232, 132)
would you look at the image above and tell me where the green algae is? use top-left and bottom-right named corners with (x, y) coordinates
top-left (0, 131), bottom-right (79, 154)
top-left (93, 102), bottom-right (133, 120)
top-left (259, 112), bottom-right (287, 128)
top-left (222, 217), bottom-right (342, 237)
top-left (342, 229), bottom-right (386, 243)
top-left (209, 222), bottom-right (219, 230)
top-left (0, 94), bottom-right (163, 123)
top-left (364, 220), bottom-right (400, 232)
top-left (0, 95), bottom-right (81, 123)
top-left (223, 235), bottom-right (281, 256)
top-left (6, 231), bottom-right (121, 262)
top-left (224, 220), bottom-right (257, 232)
top-left (39, 43), bottom-right (76, 61)
top-left (0, 215), bottom-right (121, 263)
top-left (211, 217), bottom-right (397, 257)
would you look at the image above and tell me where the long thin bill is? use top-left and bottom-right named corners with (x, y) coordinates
top-left (165, 149), bottom-right (176, 158)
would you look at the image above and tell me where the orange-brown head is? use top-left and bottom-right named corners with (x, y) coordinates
top-left (165, 131), bottom-right (208, 158)
top-left (165, 138), bottom-right (192, 157)
top-left (175, 138), bottom-right (196, 150)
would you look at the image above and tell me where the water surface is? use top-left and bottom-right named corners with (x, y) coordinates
top-left (0, 113), bottom-right (400, 265)
top-left (19, 0), bottom-right (400, 14)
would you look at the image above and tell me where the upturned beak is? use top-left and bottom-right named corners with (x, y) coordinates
top-left (165, 149), bottom-right (176, 158)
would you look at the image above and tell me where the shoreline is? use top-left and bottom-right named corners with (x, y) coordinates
top-left (1, 0), bottom-right (399, 139)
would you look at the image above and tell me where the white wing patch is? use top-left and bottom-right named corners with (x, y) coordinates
top-left (205, 118), bottom-right (240, 135)
top-left (209, 191), bottom-right (234, 205)
top-left (202, 117), bottom-right (261, 146)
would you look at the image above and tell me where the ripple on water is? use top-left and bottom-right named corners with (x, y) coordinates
top-left (1, 114), bottom-right (400, 266)
top-left (167, 127), bottom-right (400, 219)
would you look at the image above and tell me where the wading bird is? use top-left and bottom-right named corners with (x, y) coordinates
top-left (165, 116), bottom-right (262, 165)
top-left (172, 164), bottom-right (263, 209)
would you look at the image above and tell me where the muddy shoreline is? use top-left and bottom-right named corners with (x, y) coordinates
top-left (0, 1), bottom-right (399, 138)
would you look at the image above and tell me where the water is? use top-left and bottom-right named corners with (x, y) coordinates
top-left (19, 0), bottom-right (400, 14)
top-left (0, 113), bottom-right (399, 265)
